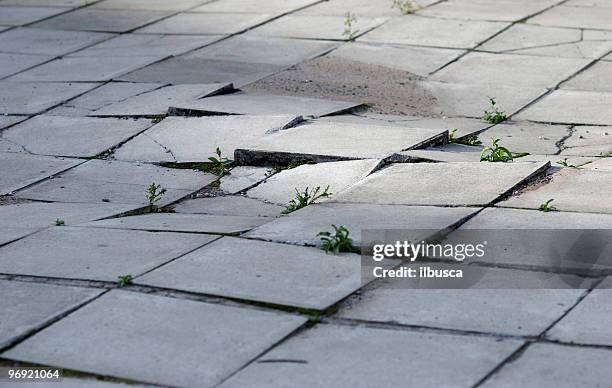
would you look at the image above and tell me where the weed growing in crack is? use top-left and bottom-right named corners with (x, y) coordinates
top-left (343, 12), bottom-right (359, 41)
top-left (449, 129), bottom-right (483, 146)
top-left (55, 218), bottom-right (65, 226)
top-left (318, 225), bottom-right (359, 254)
top-left (556, 158), bottom-right (576, 168)
top-left (539, 198), bottom-right (556, 212)
top-left (392, 0), bottom-right (420, 14)
top-left (206, 147), bottom-right (235, 177)
top-left (146, 182), bottom-right (166, 207)
top-left (116, 274), bottom-right (133, 288)
top-left (282, 186), bottom-right (332, 214)
top-left (480, 138), bottom-right (514, 162)
top-left (482, 97), bottom-right (508, 124)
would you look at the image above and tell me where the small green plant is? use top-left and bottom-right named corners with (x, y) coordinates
top-left (482, 97), bottom-right (508, 124)
top-left (449, 129), bottom-right (483, 146)
top-left (539, 198), bottom-right (556, 212)
top-left (318, 225), bottom-right (359, 254)
top-left (55, 218), bottom-right (65, 226)
top-left (146, 182), bottom-right (166, 206)
top-left (207, 147), bottom-right (234, 177)
top-left (343, 12), bottom-right (359, 41)
top-left (392, 0), bottom-right (420, 14)
top-left (116, 274), bottom-right (133, 288)
top-left (556, 158), bottom-right (575, 168)
top-left (480, 138), bottom-right (514, 162)
top-left (282, 186), bottom-right (332, 214)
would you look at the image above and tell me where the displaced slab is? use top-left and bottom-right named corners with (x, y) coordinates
top-left (0, 227), bottom-right (215, 281)
top-left (3, 291), bottom-right (306, 387)
top-left (334, 162), bottom-right (549, 206)
top-left (0, 52), bottom-right (53, 78)
top-left (113, 115), bottom-right (299, 163)
top-left (559, 126), bottom-right (612, 156)
top-left (33, 8), bottom-right (172, 32)
top-left (0, 152), bottom-right (81, 195)
top-left (420, 0), bottom-right (556, 21)
top-left (0, 82), bottom-right (99, 114)
top-left (0, 27), bottom-right (112, 56)
top-left (81, 213), bottom-right (269, 234)
top-left (517, 90), bottom-right (612, 125)
top-left (219, 324), bottom-right (522, 388)
top-left (137, 12), bottom-right (274, 35)
top-left (528, 5), bottom-right (612, 30)
top-left (478, 122), bottom-right (571, 155)
top-left (2, 115), bottom-right (152, 157)
top-left (400, 143), bottom-right (483, 163)
top-left (219, 166), bottom-right (271, 194)
top-left (245, 203), bottom-right (477, 247)
top-left (173, 196), bottom-right (284, 218)
top-left (0, 280), bottom-right (102, 349)
top-left (0, 5), bottom-right (68, 26)
top-left (16, 159), bottom-right (215, 206)
top-left (137, 237), bottom-right (363, 310)
top-left (563, 61), bottom-right (612, 93)
top-left (247, 159), bottom-right (379, 205)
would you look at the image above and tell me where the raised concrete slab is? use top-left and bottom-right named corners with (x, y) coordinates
top-left (2, 115), bottom-right (152, 157)
top-left (478, 122), bottom-right (571, 155)
top-left (500, 168), bottom-right (612, 214)
top-left (0, 5), bottom-right (68, 25)
top-left (113, 115), bottom-right (299, 163)
top-left (334, 162), bottom-right (549, 206)
top-left (0, 280), bottom-right (102, 349)
top-left (339, 269), bottom-right (585, 336)
top-left (137, 12), bottom-right (273, 34)
top-left (91, 83), bottom-right (233, 117)
top-left (173, 195), bottom-right (284, 218)
top-left (0, 52), bottom-right (53, 78)
top-left (81, 213), bottom-right (269, 234)
top-left (219, 324), bottom-right (522, 388)
top-left (360, 15), bottom-right (509, 49)
top-left (3, 291), bottom-right (306, 387)
top-left (33, 8), bottom-right (172, 32)
top-left (400, 143), bottom-right (483, 163)
top-left (562, 61), bottom-right (612, 92)
top-left (249, 14), bottom-right (387, 40)
top-left (432, 52), bottom-right (588, 88)
top-left (219, 166), bottom-right (271, 194)
top-left (171, 91), bottom-right (361, 118)
top-left (193, 0), bottom-right (318, 14)
top-left (137, 237), bottom-right (363, 310)
top-left (516, 90), bottom-right (612, 125)
top-left (0, 227), bottom-right (215, 281)
top-left (91, 0), bottom-right (206, 11)
top-left (245, 203), bottom-right (477, 247)
top-left (480, 343), bottom-right (612, 388)
top-left (0, 152), bottom-right (81, 195)
top-left (528, 5), bottom-right (612, 30)
top-left (559, 126), bottom-right (612, 156)
top-left (9, 55), bottom-right (161, 82)
top-left (0, 27), bottom-right (112, 56)
top-left (0, 82), bottom-right (99, 114)
top-left (247, 159), bottom-right (379, 205)
top-left (16, 159), bottom-right (215, 206)
top-left (420, 0), bottom-right (556, 21)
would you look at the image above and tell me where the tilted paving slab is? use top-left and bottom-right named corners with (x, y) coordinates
top-left (81, 213), bottom-right (269, 234)
top-left (0, 6), bottom-right (69, 26)
top-left (477, 121), bottom-right (571, 155)
top-left (173, 195), bottom-right (284, 218)
top-left (499, 168), bottom-right (612, 214)
top-left (2, 290), bottom-right (306, 387)
top-left (245, 203), bottom-right (477, 247)
top-left (480, 343), bottom-right (612, 388)
top-left (0, 280), bottom-right (102, 349)
top-left (113, 115), bottom-right (299, 163)
top-left (137, 236), bottom-right (365, 310)
top-left (137, 12), bottom-right (274, 35)
top-left (517, 90), bottom-right (612, 125)
top-left (219, 166), bottom-right (271, 194)
top-left (0, 152), bottom-right (82, 195)
top-left (419, 0), bottom-right (556, 21)
top-left (0, 81), bottom-right (99, 114)
top-left (334, 162), bottom-right (549, 206)
top-left (16, 159), bottom-right (215, 206)
top-left (0, 52), bottom-right (53, 78)
top-left (399, 143), bottom-right (483, 163)
top-left (0, 227), bottom-right (215, 281)
top-left (33, 8), bottom-right (172, 32)
top-left (528, 5), bottom-right (612, 30)
top-left (360, 15), bottom-right (509, 49)
top-left (247, 159), bottom-right (380, 205)
top-left (559, 126), bottom-right (612, 157)
top-left (562, 61), bottom-right (612, 92)
top-left (2, 115), bottom-right (153, 157)
top-left (193, 0), bottom-right (319, 14)
top-left (91, 83), bottom-right (233, 117)
top-left (91, 0), bottom-right (207, 11)
top-left (219, 324), bottom-right (523, 388)
top-left (0, 27), bottom-right (113, 56)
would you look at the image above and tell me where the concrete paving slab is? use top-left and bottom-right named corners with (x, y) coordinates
top-left (584, 157), bottom-right (612, 171)
top-left (562, 61), bottom-right (612, 92)
top-left (299, 0), bottom-right (435, 16)
top-left (2, 115), bottom-right (152, 157)
top-left (16, 159), bottom-right (215, 206)
top-left (173, 195), bottom-right (284, 217)
top-left (480, 343), bottom-right (612, 388)
top-left (249, 14), bottom-right (387, 41)
top-left (499, 168), bottom-right (612, 214)
top-left (137, 236), bottom-right (362, 310)
top-left (172, 91), bottom-right (361, 118)
top-left (360, 15), bottom-right (509, 49)
top-left (0, 0), bottom-right (93, 6)
top-left (0, 227), bottom-right (215, 281)
top-left (219, 166), bottom-right (271, 194)
top-left (420, 0), bottom-right (556, 21)
top-left (400, 143), bottom-right (483, 162)
top-left (113, 115), bottom-right (299, 163)
top-left (91, 0), bottom-right (206, 11)
top-left (3, 290), bottom-right (306, 387)
top-left (334, 161), bottom-right (549, 206)
top-left (81, 213), bottom-right (269, 234)
top-left (432, 52), bottom-right (588, 88)
top-left (219, 324), bottom-right (523, 388)
top-left (2, 378), bottom-right (151, 388)
top-left (245, 203), bottom-right (477, 247)
top-left (516, 90), bottom-right (612, 125)
top-left (478, 122), bottom-right (571, 155)
top-left (0, 280), bottom-right (102, 349)
top-left (137, 12), bottom-right (273, 34)
top-left (559, 126), bottom-right (612, 157)
top-left (0, 152), bottom-right (81, 195)
top-left (0, 228), bottom-right (37, 247)
top-left (0, 81), bottom-right (99, 114)
top-left (0, 27), bottom-right (113, 55)
top-left (193, 0), bottom-right (319, 14)
top-left (9, 55), bottom-right (161, 82)
top-left (0, 6), bottom-right (68, 25)
top-left (247, 159), bottom-right (379, 205)
top-left (33, 8), bottom-right (172, 32)
top-left (0, 52), bottom-right (52, 78)
top-left (0, 115), bottom-right (27, 130)
top-left (528, 5), bottom-right (612, 30)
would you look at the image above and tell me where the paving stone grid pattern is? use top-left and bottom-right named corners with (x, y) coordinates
top-left (0, 0), bottom-right (612, 387)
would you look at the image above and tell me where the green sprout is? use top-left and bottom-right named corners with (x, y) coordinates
top-left (392, 0), bottom-right (420, 14)
top-left (55, 219), bottom-right (65, 226)
top-left (343, 12), bottom-right (359, 41)
top-left (282, 186), bottom-right (332, 214)
top-left (146, 182), bottom-right (166, 206)
top-left (480, 138), bottom-right (514, 162)
top-left (539, 198), bottom-right (556, 212)
top-left (116, 274), bottom-right (133, 288)
top-left (206, 147), bottom-right (234, 177)
top-left (483, 97), bottom-right (508, 124)
top-left (318, 225), bottom-right (359, 254)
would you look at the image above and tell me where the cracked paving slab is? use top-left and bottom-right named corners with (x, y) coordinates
top-left (528, 5), bottom-right (612, 30)
top-left (173, 195), bottom-right (284, 218)
top-left (516, 90), bottom-right (612, 125)
top-left (219, 166), bottom-right (272, 194)
top-left (559, 126), bottom-right (612, 157)
top-left (0, 27), bottom-right (113, 56)
top-left (0, 81), bottom-right (100, 115)
top-left (2, 290), bottom-right (307, 387)
top-left (562, 61), bottom-right (612, 92)
top-left (399, 143), bottom-right (484, 163)
top-left (0, 52), bottom-right (54, 79)
top-left (477, 121), bottom-right (572, 155)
